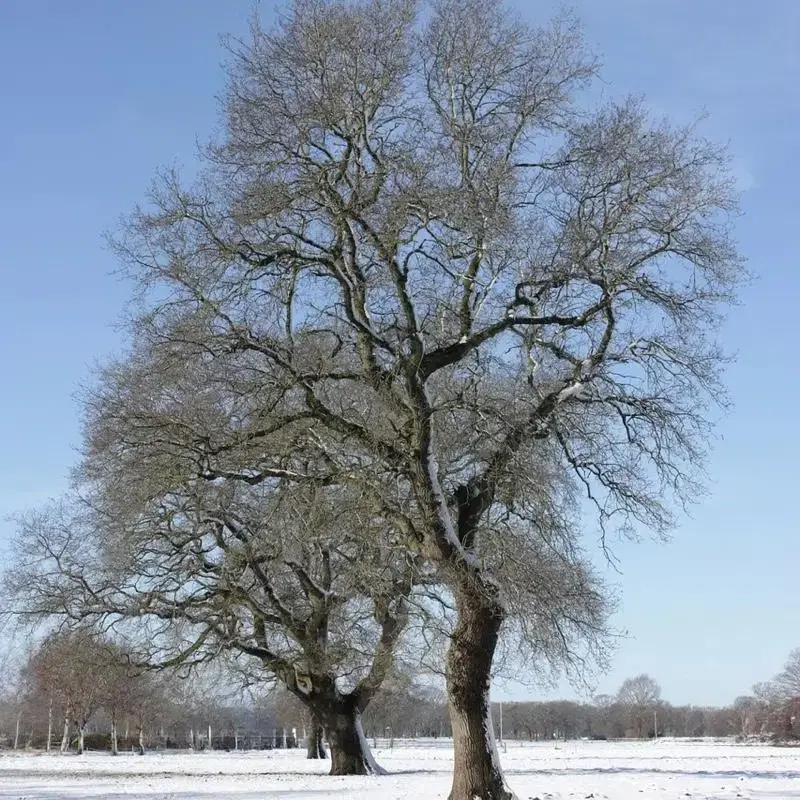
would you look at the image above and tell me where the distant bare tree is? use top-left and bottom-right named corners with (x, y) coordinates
top-left (102, 673), bottom-right (128, 755)
top-left (95, 646), bottom-right (167, 756)
top-left (771, 649), bottom-right (800, 701)
top-left (732, 695), bottom-right (766, 737)
top-left (25, 632), bottom-right (109, 754)
top-left (124, 671), bottom-right (169, 755)
top-left (750, 650), bottom-right (800, 739)
top-left (617, 674), bottom-right (661, 738)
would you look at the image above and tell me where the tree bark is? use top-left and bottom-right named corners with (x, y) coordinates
top-left (111, 712), bottom-right (118, 755)
top-left (306, 723), bottom-right (327, 759)
top-left (282, 655), bottom-right (391, 774)
top-left (322, 702), bottom-right (368, 776)
top-left (76, 722), bottom-right (85, 755)
top-left (13, 712), bottom-right (21, 750)
top-left (46, 699), bottom-right (53, 753)
top-left (60, 713), bottom-right (70, 753)
top-left (446, 580), bottom-right (514, 800)
top-left (137, 724), bottom-right (145, 755)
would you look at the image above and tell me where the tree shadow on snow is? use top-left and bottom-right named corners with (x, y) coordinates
top-left (0, 788), bottom-right (355, 800)
top-left (505, 765), bottom-right (800, 780)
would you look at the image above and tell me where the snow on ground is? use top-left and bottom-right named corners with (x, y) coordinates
top-left (1, 738), bottom-right (799, 799)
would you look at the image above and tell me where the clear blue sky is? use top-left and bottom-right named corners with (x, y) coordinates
top-left (1, 0), bottom-right (798, 708)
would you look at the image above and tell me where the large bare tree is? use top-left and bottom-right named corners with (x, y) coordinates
top-left (4, 286), bottom-right (604, 778)
top-left (7, 478), bottom-right (415, 774)
top-left (10, 0), bottom-right (743, 795)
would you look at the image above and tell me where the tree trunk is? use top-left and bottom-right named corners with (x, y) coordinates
top-left (13, 712), bottom-right (21, 750)
top-left (137, 724), bottom-right (145, 755)
top-left (46, 699), bottom-right (53, 753)
top-left (76, 723), bottom-right (85, 755)
top-left (289, 680), bottom-right (381, 773)
top-left (60, 713), bottom-right (70, 753)
top-left (446, 582), bottom-right (514, 800)
top-left (323, 704), bottom-right (368, 776)
top-left (111, 712), bottom-right (118, 756)
top-left (306, 723), bottom-right (327, 759)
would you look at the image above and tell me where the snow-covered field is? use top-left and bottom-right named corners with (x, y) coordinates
top-left (1, 739), bottom-right (799, 799)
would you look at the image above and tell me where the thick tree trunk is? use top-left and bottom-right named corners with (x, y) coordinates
top-left (76, 723), bottom-right (85, 755)
top-left (306, 723), bottom-right (327, 759)
top-left (324, 704), bottom-right (368, 776)
top-left (287, 676), bottom-right (384, 773)
top-left (137, 724), bottom-right (145, 755)
top-left (446, 582), bottom-right (514, 800)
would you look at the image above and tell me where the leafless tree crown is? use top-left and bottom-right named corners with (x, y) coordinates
top-left (2, 1), bottom-right (743, 794)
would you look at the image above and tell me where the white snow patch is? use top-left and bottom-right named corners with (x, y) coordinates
top-left (556, 380), bottom-right (585, 402)
top-left (484, 687), bottom-right (518, 800)
top-left (424, 449), bottom-right (468, 559)
top-left (0, 738), bottom-right (795, 799)
top-left (355, 713), bottom-right (388, 776)
top-left (293, 667), bottom-right (313, 696)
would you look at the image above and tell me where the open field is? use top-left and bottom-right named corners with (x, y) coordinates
top-left (1, 739), bottom-right (799, 799)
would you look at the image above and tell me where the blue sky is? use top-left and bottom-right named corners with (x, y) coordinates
top-left (1, 0), bottom-right (798, 708)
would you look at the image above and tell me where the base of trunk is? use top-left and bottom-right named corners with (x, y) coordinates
top-left (76, 726), bottom-right (85, 756)
top-left (448, 702), bottom-right (514, 800)
top-left (306, 725), bottom-right (327, 759)
top-left (446, 583), bottom-right (515, 800)
top-left (325, 706), bottom-right (368, 776)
